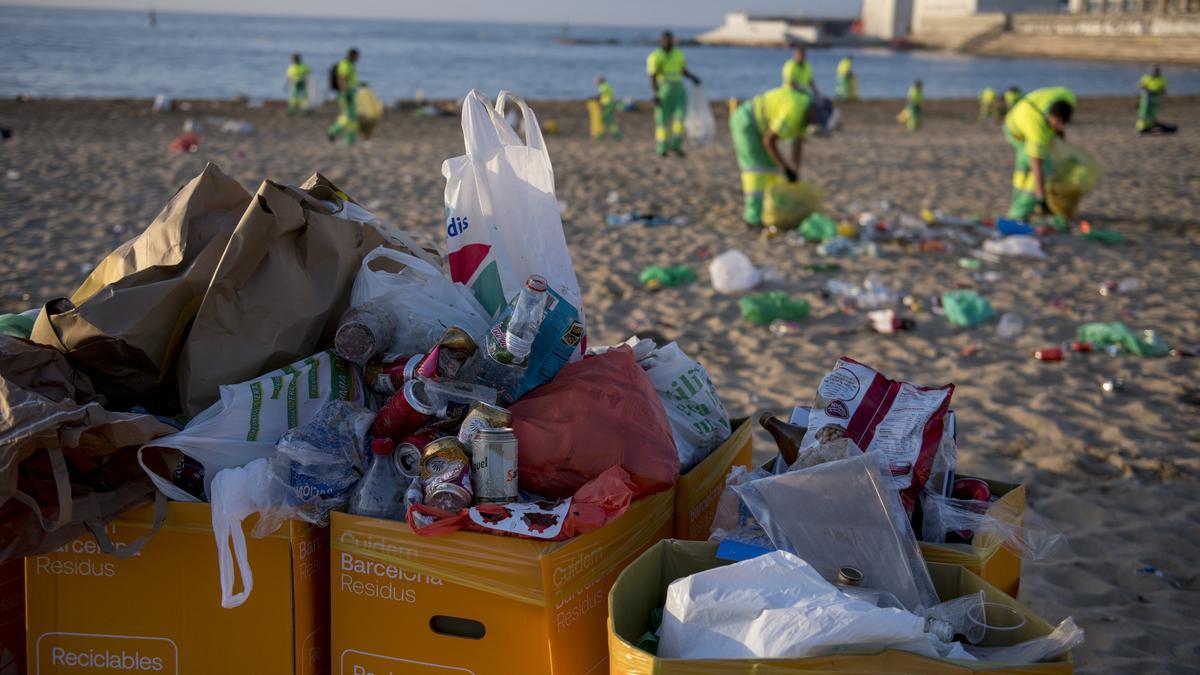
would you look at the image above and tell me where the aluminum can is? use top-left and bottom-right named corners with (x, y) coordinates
top-left (456, 401), bottom-right (513, 445)
top-left (471, 427), bottom-right (519, 503)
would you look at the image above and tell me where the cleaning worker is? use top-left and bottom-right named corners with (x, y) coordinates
top-left (1003, 86), bottom-right (1076, 221)
top-left (647, 31), bottom-right (701, 157)
top-left (904, 80), bottom-right (923, 132)
top-left (978, 87), bottom-right (997, 123)
top-left (1137, 66), bottom-right (1176, 134)
top-left (730, 85), bottom-right (815, 228)
top-left (835, 55), bottom-right (856, 101)
top-left (595, 75), bottom-right (621, 139)
top-left (285, 53), bottom-right (311, 115)
top-left (327, 48), bottom-right (359, 145)
top-left (782, 46), bottom-right (818, 96)
top-left (1002, 85), bottom-right (1023, 114)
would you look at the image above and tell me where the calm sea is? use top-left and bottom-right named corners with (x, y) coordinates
top-left (2, 5), bottom-right (1198, 102)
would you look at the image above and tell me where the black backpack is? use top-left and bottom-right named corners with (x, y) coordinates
top-left (329, 63), bottom-right (341, 92)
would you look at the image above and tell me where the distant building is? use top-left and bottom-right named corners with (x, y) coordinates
top-left (696, 12), bottom-right (855, 46)
top-left (861, 0), bottom-right (915, 39)
top-left (1068, 0), bottom-right (1200, 11)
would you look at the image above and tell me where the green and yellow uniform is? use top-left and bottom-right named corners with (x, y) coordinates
top-left (905, 84), bottom-right (923, 132)
top-left (286, 63), bottom-right (311, 114)
top-left (730, 86), bottom-right (812, 225)
top-left (979, 87), bottom-right (996, 122)
top-left (1137, 73), bottom-right (1167, 132)
top-left (835, 57), bottom-right (856, 101)
top-left (647, 46), bottom-right (687, 155)
top-left (782, 58), bottom-right (814, 92)
top-left (328, 58), bottom-right (359, 145)
top-left (597, 81), bottom-right (620, 139)
top-left (1003, 86), bottom-right (1076, 219)
top-left (1002, 87), bottom-right (1022, 113)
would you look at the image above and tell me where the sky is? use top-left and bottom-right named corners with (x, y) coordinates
top-left (1, 0), bottom-right (862, 26)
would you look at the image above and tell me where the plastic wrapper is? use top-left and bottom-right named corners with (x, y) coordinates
top-left (965, 617), bottom-right (1085, 664)
top-left (734, 452), bottom-right (940, 613)
top-left (920, 492), bottom-right (1067, 561)
top-left (658, 550), bottom-right (930, 659)
top-left (626, 338), bottom-right (731, 472)
top-left (739, 292), bottom-right (810, 326)
top-left (708, 466), bottom-right (774, 550)
top-left (762, 181), bottom-right (825, 231)
top-left (253, 400), bottom-right (374, 535)
top-left (797, 357), bottom-right (954, 511)
top-left (941, 291), bottom-right (996, 327)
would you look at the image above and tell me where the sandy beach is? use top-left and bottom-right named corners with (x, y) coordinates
top-left (2, 94), bottom-right (1198, 672)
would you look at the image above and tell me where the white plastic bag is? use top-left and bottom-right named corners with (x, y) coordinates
top-left (685, 84), bottom-right (716, 145)
top-left (659, 550), bottom-right (928, 659)
top-left (442, 90), bottom-right (586, 360)
top-left (349, 247), bottom-right (491, 355)
top-left (210, 458), bottom-right (270, 609)
top-left (981, 235), bottom-right (1045, 258)
top-left (709, 249), bottom-right (761, 294)
top-left (139, 351), bottom-right (365, 502)
top-left (636, 340), bottom-right (731, 471)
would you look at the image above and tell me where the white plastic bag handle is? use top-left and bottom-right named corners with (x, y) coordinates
top-left (210, 463), bottom-right (262, 609)
top-left (494, 90), bottom-right (548, 155)
top-left (360, 245), bottom-right (443, 280)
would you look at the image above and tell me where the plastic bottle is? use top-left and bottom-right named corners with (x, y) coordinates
top-left (505, 275), bottom-right (549, 364)
top-left (348, 439), bottom-right (408, 520)
top-left (759, 413), bottom-right (805, 467)
top-left (995, 313), bottom-right (1024, 339)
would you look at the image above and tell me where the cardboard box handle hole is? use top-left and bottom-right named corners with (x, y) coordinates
top-left (429, 615), bottom-right (486, 640)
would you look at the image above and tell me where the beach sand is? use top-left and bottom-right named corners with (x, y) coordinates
top-left (2, 95), bottom-right (1198, 673)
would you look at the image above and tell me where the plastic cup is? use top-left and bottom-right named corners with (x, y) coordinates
top-left (967, 602), bottom-right (1027, 647)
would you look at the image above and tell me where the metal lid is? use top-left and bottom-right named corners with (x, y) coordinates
top-left (474, 427), bottom-right (515, 439)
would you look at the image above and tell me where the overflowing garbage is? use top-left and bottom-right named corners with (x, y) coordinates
top-left (661, 356), bottom-right (1083, 665)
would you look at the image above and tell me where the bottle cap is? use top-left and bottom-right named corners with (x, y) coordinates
top-left (372, 438), bottom-right (395, 456)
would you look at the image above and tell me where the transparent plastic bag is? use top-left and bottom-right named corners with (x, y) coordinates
top-left (920, 491), bottom-right (1067, 560)
top-left (708, 466), bottom-right (775, 550)
top-left (253, 400), bottom-right (374, 536)
top-left (965, 617), bottom-right (1085, 664)
top-left (685, 84), bottom-right (716, 145)
top-left (734, 452), bottom-right (940, 613)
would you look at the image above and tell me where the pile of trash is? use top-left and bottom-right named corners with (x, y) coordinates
top-left (633, 356), bottom-right (1082, 665)
top-left (0, 91), bottom-right (736, 607)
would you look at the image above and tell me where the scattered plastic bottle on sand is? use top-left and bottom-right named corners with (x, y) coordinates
top-left (348, 439), bottom-right (408, 520)
top-left (505, 275), bottom-right (549, 364)
top-left (995, 313), bottom-right (1025, 339)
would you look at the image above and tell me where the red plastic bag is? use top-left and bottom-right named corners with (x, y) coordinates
top-left (407, 466), bottom-right (637, 540)
top-left (510, 347), bottom-right (679, 499)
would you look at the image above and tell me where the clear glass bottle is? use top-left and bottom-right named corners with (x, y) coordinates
top-left (504, 275), bottom-right (549, 364)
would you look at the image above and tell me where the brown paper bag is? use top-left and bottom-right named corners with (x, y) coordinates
top-left (177, 174), bottom-right (384, 417)
top-left (0, 336), bottom-right (176, 561)
top-left (30, 163), bottom-right (251, 413)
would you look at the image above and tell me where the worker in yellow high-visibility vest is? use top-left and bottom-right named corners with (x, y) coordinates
top-left (730, 86), bottom-right (815, 228)
top-left (285, 53), bottom-right (311, 115)
top-left (782, 46), bottom-right (818, 97)
top-left (904, 80), bottom-right (923, 132)
top-left (1002, 86), bottom-right (1022, 115)
top-left (978, 87), bottom-right (997, 123)
top-left (835, 55), bottom-right (856, 101)
top-left (595, 75), bottom-right (621, 139)
top-left (647, 31), bottom-right (701, 157)
top-left (1003, 86), bottom-right (1076, 220)
top-left (328, 48), bottom-right (359, 145)
top-left (1137, 66), bottom-right (1176, 134)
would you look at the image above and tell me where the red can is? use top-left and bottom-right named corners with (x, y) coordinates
top-left (1070, 341), bottom-right (1093, 353)
top-left (371, 380), bottom-right (436, 440)
top-left (1034, 348), bottom-right (1064, 362)
top-left (365, 353), bottom-right (425, 395)
top-left (952, 477), bottom-right (991, 503)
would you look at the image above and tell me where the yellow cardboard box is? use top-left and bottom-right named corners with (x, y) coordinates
top-left (25, 502), bottom-right (329, 675)
top-left (331, 488), bottom-right (674, 675)
top-left (0, 558), bottom-right (24, 674)
top-left (674, 418), bottom-right (753, 541)
top-left (920, 477), bottom-right (1026, 598)
top-left (608, 539), bottom-right (1073, 674)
